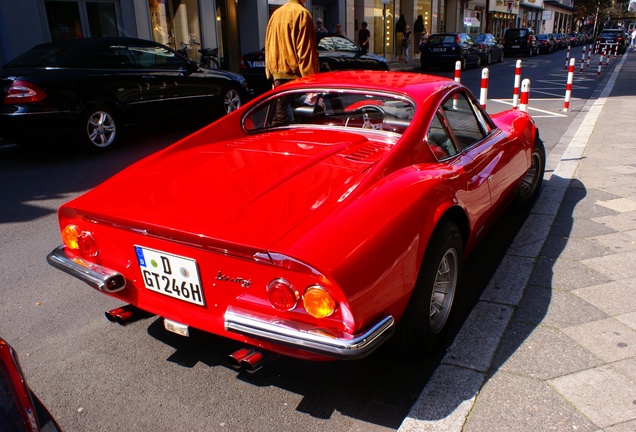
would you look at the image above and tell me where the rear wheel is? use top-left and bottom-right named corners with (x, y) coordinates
top-left (514, 135), bottom-right (545, 210)
top-left (220, 86), bottom-right (242, 115)
top-left (485, 51), bottom-right (492, 65)
top-left (77, 104), bottom-right (119, 152)
top-left (393, 222), bottom-right (463, 355)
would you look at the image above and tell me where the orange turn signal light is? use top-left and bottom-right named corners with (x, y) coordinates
top-left (303, 286), bottom-right (336, 318)
top-left (62, 225), bottom-right (80, 249)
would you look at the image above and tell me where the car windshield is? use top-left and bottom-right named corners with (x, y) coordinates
top-left (318, 36), bottom-right (360, 52)
top-left (3, 45), bottom-right (67, 68)
top-left (243, 90), bottom-right (415, 134)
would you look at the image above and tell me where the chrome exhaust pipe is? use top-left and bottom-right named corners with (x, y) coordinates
top-left (227, 347), bottom-right (254, 370)
top-left (105, 305), bottom-right (153, 326)
top-left (240, 351), bottom-right (278, 373)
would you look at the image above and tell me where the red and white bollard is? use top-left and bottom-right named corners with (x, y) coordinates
top-left (580, 46), bottom-right (586, 73)
top-left (479, 68), bottom-right (489, 110)
top-left (614, 43), bottom-right (618, 58)
top-left (598, 48), bottom-right (604, 77)
top-left (453, 60), bottom-right (461, 109)
top-left (564, 58), bottom-right (575, 112)
top-left (512, 59), bottom-right (522, 109)
top-left (587, 45), bottom-right (591, 68)
top-left (564, 45), bottom-right (571, 69)
top-left (606, 45), bottom-right (610, 66)
top-left (519, 79), bottom-right (530, 113)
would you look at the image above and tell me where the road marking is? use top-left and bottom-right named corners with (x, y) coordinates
top-left (489, 99), bottom-right (568, 117)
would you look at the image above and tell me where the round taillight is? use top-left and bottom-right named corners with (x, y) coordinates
top-left (303, 286), bottom-right (336, 319)
top-left (62, 225), bottom-right (80, 249)
top-left (78, 231), bottom-right (98, 257)
top-left (267, 279), bottom-right (299, 311)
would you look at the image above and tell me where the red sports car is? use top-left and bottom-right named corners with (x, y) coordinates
top-left (48, 71), bottom-right (544, 369)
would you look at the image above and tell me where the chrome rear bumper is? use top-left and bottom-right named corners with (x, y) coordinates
top-left (47, 246), bottom-right (126, 293)
top-left (48, 245), bottom-right (395, 359)
top-left (225, 307), bottom-right (394, 359)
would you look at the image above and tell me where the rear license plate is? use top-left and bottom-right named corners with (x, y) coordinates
top-left (433, 48), bottom-right (446, 52)
top-left (250, 61), bottom-right (265, 67)
top-left (512, 45), bottom-right (520, 48)
top-left (135, 246), bottom-right (205, 306)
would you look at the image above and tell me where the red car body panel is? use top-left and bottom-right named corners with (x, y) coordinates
top-left (48, 71), bottom-right (539, 361)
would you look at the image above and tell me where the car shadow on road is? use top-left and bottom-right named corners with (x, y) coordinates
top-left (403, 175), bottom-right (585, 427)
top-left (142, 187), bottom-right (539, 429)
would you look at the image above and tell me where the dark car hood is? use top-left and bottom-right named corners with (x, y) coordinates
top-left (70, 129), bottom-right (392, 249)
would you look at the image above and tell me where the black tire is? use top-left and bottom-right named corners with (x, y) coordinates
top-left (77, 104), bottom-right (119, 152)
top-left (485, 51), bottom-right (492, 65)
top-left (220, 85), bottom-right (242, 115)
top-left (475, 55), bottom-right (482, 68)
top-left (393, 222), bottom-right (463, 355)
top-left (513, 135), bottom-right (545, 210)
top-left (460, 56), bottom-right (467, 70)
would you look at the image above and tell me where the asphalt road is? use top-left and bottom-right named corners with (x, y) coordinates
top-left (0, 45), bottom-right (607, 432)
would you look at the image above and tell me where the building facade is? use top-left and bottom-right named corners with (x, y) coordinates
top-left (0, 0), bottom-right (576, 70)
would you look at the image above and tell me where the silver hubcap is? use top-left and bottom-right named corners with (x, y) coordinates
top-left (519, 150), bottom-right (542, 199)
top-left (87, 111), bottom-right (116, 148)
top-left (224, 89), bottom-right (241, 113)
top-left (430, 248), bottom-right (458, 333)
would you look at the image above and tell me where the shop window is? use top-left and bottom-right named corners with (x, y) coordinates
top-left (148, 0), bottom-right (201, 63)
top-left (45, 0), bottom-right (119, 41)
top-left (86, 2), bottom-right (118, 37)
top-left (46, 1), bottom-right (83, 40)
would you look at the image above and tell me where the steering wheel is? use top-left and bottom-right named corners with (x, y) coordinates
top-left (344, 105), bottom-right (385, 130)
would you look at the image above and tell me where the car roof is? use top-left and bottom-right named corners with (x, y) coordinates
top-left (275, 70), bottom-right (459, 102)
top-left (6, 37), bottom-right (167, 68)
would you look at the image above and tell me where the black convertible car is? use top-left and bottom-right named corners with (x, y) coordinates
top-left (0, 37), bottom-right (249, 152)
top-left (239, 33), bottom-right (389, 95)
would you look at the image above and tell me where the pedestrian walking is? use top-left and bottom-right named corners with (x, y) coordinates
top-left (631, 29), bottom-right (636, 49)
top-left (402, 24), bottom-right (412, 63)
top-left (264, 0), bottom-right (320, 125)
top-left (334, 23), bottom-right (346, 37)
top-left (358, 21), bottom-right (370, 51)
top-left (315, 18), bottom-right (328, 33)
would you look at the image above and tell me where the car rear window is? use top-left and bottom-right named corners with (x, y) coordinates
top-left (506, 29), bottom-right (528, 38)
top-left (428, 35), bottom-right (457, 45)
top-left (243, 90), bottom-right (415, 134)
top-left (3, 45), bottom-right (68, 68)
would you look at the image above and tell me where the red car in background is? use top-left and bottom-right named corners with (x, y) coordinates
top-left (48, 71), bottom-right (544, 370)
top-left (0, 338), bottom-right (61, 431)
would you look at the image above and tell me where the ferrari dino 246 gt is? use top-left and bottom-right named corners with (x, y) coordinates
top-left (48, 71), bottom-right (544, 367)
